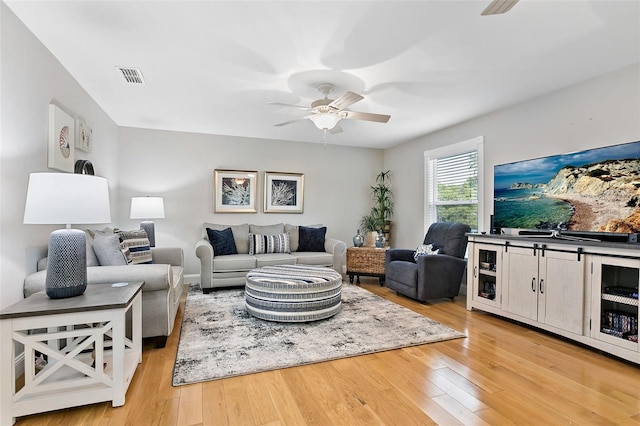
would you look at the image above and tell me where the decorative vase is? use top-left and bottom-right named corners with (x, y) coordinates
top-left (364, 231), bottom-right (377, 247)
top-left (352, 230), bottom-right (364, 247)
top-left (375, 232), bottom-right (386, 248)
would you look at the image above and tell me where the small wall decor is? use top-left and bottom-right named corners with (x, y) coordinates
top-left (48, 104), bottom-right (75, 172)
top-left (74, 159), bottom-right (95, 175)
top-left (75, 118), bottom-right (92, 153)
top-left (214, 169), bottom-right (258, 213)
top-left (264, 171), bottom-right (304, 213)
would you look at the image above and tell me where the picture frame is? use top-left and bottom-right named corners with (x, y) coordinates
top-left (47, 104), bottom-right (75, 172)
top-left (264, 172), bottom-right (304, 213)
top-left (214, 169), bottom-right (258, 213)
top-left (75, 118), bottom-right (93, 153)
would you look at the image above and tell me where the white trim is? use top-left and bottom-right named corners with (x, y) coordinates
top-left (424, 136), bottom-right (484, 233)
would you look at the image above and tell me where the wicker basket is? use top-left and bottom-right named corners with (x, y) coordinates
top-left (347, 247), bottom-right (388, 275)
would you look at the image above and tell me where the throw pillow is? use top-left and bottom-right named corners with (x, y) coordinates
top-left (119, 229), bottom-right (153, 264)
top-left (206, 227), bottom-right (238, 256)
top-left (249, 233), bottom-right (291, 255)
top-left (414, 243), bottom-right (440, 262)
top-left (297, 226), bottom-right (326, 252)
top-left (93, 232), bottom-right (128, 266)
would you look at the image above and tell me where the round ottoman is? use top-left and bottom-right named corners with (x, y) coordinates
top-left (245, 265), bottom-right (342, 322)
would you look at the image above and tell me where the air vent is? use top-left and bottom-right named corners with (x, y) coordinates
top-left (117, 67), bottom-right (145, 84)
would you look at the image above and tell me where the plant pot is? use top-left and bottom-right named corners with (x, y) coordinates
top-left (364, 231), bottom-right (378, 247)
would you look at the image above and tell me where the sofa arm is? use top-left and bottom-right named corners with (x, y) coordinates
top-left (152, 247), bottom-right (184, 267)
top-left (386, 248), bottom-right (415, 264)
top-left (325, 238), bottom-right (346, 273)
top-left (195, 239), bottom-right (214, 289)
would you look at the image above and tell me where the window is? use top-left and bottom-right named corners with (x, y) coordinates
top-left (425, 137), bottom-right (484, 232)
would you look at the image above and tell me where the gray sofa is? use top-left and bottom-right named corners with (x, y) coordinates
top-left (196, 223), bottom-right (346, 293)
top-left (24, 247), bottom-right (184, 348)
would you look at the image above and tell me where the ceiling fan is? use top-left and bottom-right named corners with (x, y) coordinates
top-left (481, 0), bottom-right (519, 16)
top-left (271, 83), bottom-right (390, 132)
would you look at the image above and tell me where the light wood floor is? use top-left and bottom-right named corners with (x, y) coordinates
top-left (16, 277), bottom-right (640, 425)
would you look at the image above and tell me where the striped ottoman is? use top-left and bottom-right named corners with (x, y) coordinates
top-left (245, 265), bottom-right (342, 322)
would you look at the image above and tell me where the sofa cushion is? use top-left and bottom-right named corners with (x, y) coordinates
top-left (93, 232), bottom-right (127, 266)
top-left (206, 227), bottom-right (238, 256)
top-left (298, 226), bottom-right (326, 252)
top-left (249, 223), bottom-right (284, 235)
top-left (119, 229), bottom-right (153, 264)
top-left (294, 252), bottom-right (333, 267)
top-left (204, 223), bottom-right (250, 254)
top-left (254, 253), bottom-right (297, 268)
top-left (249, 233), bottom-right (290, 255)
top-left (212, 253), bottom-right (257, 272)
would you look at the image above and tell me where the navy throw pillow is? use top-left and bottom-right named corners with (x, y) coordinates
top-left (297, 226), bottom-right (326, 252)
top-left (206, 227), bottom-right (238, 256)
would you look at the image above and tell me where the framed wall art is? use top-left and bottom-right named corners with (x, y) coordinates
top-left (214, 169), bottom-right (258, 213)
top-left (47, 104), bottom-right (75, 172)
top-left (75, 118), bottom-right (93, 153)
top-left (264, 172), bottom-right (304, 213)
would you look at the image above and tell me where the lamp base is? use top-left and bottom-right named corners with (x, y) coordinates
top-left (45, 229), bottom-right (87, 299)
top-left (140, 221), bottom-right (156, 247)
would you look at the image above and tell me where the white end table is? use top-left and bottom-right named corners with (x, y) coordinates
top-left (0, 282), bottom-right (144, 425)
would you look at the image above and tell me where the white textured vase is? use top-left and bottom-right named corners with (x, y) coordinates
top-left (364, 231), bottom-right (378, 247)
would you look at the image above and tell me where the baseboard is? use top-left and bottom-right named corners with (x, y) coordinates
top-left (184, 273), bottom-right (200, 285)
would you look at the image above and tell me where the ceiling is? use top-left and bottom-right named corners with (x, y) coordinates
top-left (5, 1), bottom-right (640, 149)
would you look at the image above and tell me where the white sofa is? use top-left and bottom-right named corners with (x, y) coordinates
top-left (24, 247), bottom-right (184, 348)
top-left (195, 223), bottom-right (346, 293)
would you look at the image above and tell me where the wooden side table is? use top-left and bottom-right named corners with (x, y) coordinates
top-left (0, 282), bottom-right (144, 425)
top-left (347, 246), bottom-right (389, 286)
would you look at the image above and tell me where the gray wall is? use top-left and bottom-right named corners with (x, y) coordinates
top-left (116, 127), bottom-right (384, 275)
top-left (386, 64), bottom-right (640, 249)
top-left (0, 4), bottom-right (121, 308)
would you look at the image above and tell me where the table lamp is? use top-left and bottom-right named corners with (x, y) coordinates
top-left (23, 173), bottom-right (111, 299)
top-left (130, 196), bottom-right (165, 247)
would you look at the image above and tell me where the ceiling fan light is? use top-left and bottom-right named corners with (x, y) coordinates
top-left (309, 113), bottom-right (340, 130)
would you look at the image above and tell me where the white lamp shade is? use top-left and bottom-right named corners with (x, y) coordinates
top-left (309, 113), bottom-right (341, 130)
top-left (23, 173), bottom-right (111, 225)
top-left (130, 196), bottom-right (165, 219)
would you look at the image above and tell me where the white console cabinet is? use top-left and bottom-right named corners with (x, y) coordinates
top-left (467, 234), bottom-right (639, 364)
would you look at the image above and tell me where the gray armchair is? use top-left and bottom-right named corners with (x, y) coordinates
top-left (385, 222), bottom-right (470, 302)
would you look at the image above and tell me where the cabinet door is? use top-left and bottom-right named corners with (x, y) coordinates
top-left (471, 244), bottom-right (501, 308)
top-left (538, 249), bottom-right (584, 335)
top-left (590, 256), bottom-right (639, 352)
top-left (503, 246), bottom-right (539, 320)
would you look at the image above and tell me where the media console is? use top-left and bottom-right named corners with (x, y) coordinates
top-left (467, 234), bottom-right (639, 365)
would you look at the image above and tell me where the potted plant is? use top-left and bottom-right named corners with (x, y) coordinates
top-left (359, 171), bottom-right (394, 246)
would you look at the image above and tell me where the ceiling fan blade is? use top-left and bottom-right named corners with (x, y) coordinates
top-left (481, 0), bottom-right (519, 16)
top-left (343, 111), bottom-right (390, 123)
top-left (269, 102), bottom-right (311, 111)
top-left (274, 118), bottom-right (306, 127)
top-left (328, 91), bottom-right (364, 111)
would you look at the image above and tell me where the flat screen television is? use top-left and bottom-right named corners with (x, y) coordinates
top-left (493, 140), bottom-right (640, 240)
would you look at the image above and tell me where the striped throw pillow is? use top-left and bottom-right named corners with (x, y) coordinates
top-left (249, 233), bottom-right (291, 255)
top-left (119, 229), bottom-right (153, 264)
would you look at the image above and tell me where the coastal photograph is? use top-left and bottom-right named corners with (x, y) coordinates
top-left (494, 140), bottom-right (640, 233)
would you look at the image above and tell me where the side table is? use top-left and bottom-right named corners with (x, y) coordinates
top-left (347, 246), bottom-right (388, 286)
top-left (0, 281), bottom-right (144, 425)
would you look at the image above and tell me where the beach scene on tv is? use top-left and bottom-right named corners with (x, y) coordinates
top-left (494, 140), bottom-right (640, 234)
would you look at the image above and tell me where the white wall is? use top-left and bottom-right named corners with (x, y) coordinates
top-left (0, 4), bottom-right (121, 309)
top-left (117, 127), bottom-right (384, 275)
top-left (386, 64), bottom-right (640, 250)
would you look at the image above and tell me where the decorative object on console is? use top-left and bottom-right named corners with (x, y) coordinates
top-left (74, 117), bottom-right (92, 153)
top-left (74, 159), bottom-right (95, 175)
top-left (214, 169), bottom-right (257, 213)
top-left (130, 196), bottom-right (164, 247)
top-left (352, 229), bottom-right (364, 247)
top-left (264, 171), bottom-right (304, 213)
top-left (23, 173), bottom-right (111, 298)
top-left (47, 104), bottom-right (75, 173)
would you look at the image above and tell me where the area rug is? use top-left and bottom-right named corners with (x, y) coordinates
top-left (172, 284), bottom-right (465, 385)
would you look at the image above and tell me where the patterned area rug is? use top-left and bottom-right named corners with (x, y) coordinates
top-left (172, 283), bottom-right (465, 385)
